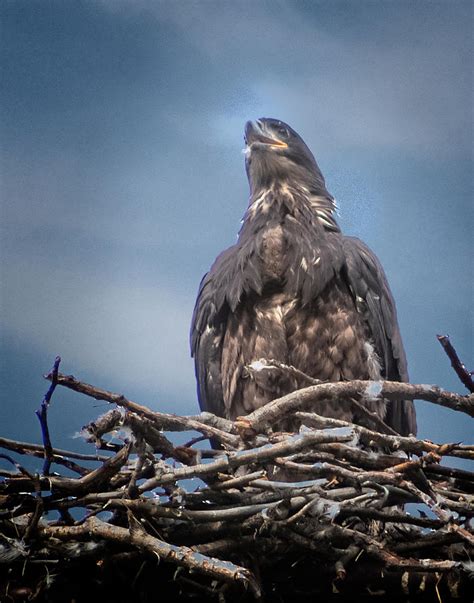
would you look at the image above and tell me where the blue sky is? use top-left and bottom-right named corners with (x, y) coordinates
top-left (0, 1), bottom-right (472, 462)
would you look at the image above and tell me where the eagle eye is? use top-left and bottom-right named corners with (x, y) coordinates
top-left (275, 124), bottom-right (289, 139)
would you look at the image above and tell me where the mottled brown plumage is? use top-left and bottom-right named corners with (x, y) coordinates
top-left (191, 118), bottom-right (417, 437)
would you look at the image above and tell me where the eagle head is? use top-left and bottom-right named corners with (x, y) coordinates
top-left (244, 118), bottom-right (329, 197)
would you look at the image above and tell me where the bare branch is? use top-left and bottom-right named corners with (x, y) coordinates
top-left (39, 517), bottom-right (261, 597)
top-left (48, 372), bottom-right (240, 447)
top-left (242, 380), bottom-right (474, 433)
top-left (437, 334), bottom-right (474, 393)
top-left (35, 356), bottom-right (61, 474)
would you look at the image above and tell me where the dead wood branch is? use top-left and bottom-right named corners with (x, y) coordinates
top-left (241, 379), bottom-right (474, 431)
top-left (437, 334), bottom-right (474, 393)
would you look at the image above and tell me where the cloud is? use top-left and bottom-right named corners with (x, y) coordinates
top-left (1, 255), bottom-right (196, 404)
top-left (102, 0), bottom-right (471, 157)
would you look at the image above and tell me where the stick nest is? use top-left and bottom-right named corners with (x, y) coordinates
top-left (1, 364), bottom-right (473, 602)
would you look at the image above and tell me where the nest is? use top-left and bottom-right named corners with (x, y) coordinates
top-left (1, 354), bottom-right (473, 602)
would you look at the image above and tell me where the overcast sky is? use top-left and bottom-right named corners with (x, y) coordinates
top-left (1, 1), bottom-right (472, 463)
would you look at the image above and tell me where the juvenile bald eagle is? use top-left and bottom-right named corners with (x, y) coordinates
top-left (191, 118), bottom-right (417, 436)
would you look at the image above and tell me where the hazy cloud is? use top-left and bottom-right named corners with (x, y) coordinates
top-left (2, 255), bottom-right (195, 402)
top-left (102, 0), bottom-right (472, 156)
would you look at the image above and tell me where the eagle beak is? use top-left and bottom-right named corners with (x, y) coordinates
top-left (245, 120), bottom-right (288, 149)
top-left (268, 139), bottom-right (288, 148)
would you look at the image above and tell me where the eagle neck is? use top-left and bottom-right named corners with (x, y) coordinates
top-left (243, 182), bottom-right (340, 233)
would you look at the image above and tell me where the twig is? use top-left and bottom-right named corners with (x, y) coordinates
top-left (248, 360), bottom-right (398, 435)
top-left (39, 517), bottom-right (261, 597)
top-left (437, 334), bottom-right (474, 393)
top-left (0, 436), bottom-right (109, 463)
top-left (35, 356), bottom-right (61, 474)
top-left (4, 443), bottom-right (132, 496)
top-left (295, 411), bottom-right (474, 459)
top-left (245, 358), bottom-right (322, 387)
top-left (213, 470), bottom-right (266, 490)
top-left (48, 372), bottom-right (240, 447)
top-left (138, 428), bottom-right (356, 491)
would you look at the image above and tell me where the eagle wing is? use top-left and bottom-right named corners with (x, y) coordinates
top-left (190, 263), bottom-right (227, 418)
top-left (342, 236), bottom-right (417, 436)
top-left (190, 243), bottom-right (263, 417)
